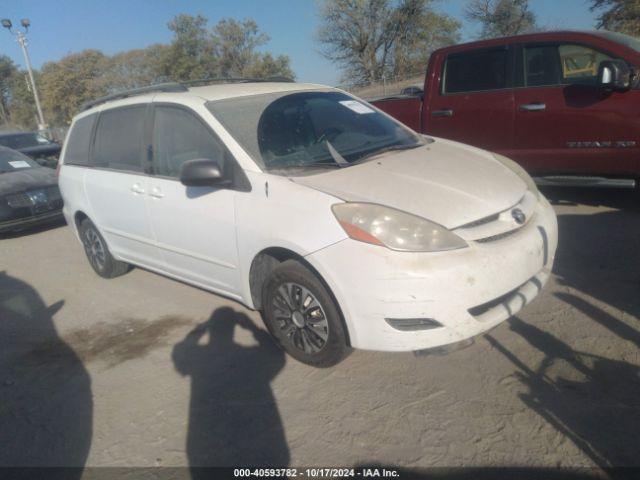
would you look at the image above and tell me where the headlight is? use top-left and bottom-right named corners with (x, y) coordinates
top-left (332, 203), bottom-right (467, 252)
top-left (492, 153), bottom-right (539, 197)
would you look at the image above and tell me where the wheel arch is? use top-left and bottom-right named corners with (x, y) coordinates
top-left (248, 246), bottom-right (351, 346)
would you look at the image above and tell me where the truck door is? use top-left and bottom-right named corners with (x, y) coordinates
top-left (510, 42), bottom-right (638, 175)
top-left (425, 46), bottom-right (515, 154)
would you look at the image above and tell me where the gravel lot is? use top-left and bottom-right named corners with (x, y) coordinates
top-left (1, 188), bottom-right (639, 472)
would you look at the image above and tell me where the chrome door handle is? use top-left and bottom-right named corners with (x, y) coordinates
top-left (432, 109), bottom-right (453, 117)
top-left (149, 187), bottom-right (164, 199)
top-left (131, 184), bottom-right (145, 194)
top-left (519, 103), bottom-right (546, 112)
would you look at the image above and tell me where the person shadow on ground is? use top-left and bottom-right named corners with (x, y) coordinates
top-left (0, 271), bottom-right (92, 475)
top-left (172, 306), bottom-right (289, 474)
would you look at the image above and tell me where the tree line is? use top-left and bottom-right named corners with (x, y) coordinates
top-left (0, 14), bottom-right (293, 129)
top-left (1, 0), bottom-right (639, 130)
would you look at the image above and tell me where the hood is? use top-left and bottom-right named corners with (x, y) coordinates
top-left (0, 166), bottom-right (57, 196)
top-left (291, 138), bottom-right (527, 229)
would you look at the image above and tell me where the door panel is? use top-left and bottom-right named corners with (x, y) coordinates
top-left (147, 104), bottom-right (241, 296)
top-left (508, 42), bottom-right (639, 175)
top-left (84, 170), bottom-right (160, 267)
top-left (85, 105), bottom-right (161, 267)
top-left (426, 47), bottom-right (515, 153)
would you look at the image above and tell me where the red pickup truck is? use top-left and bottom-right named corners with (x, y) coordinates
top-left (371, 30), bottom-right (640, 188)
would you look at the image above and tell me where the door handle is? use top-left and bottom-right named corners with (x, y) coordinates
top-left (519, 103), bottom-right (546, 112)
top-left (149, 187), bottom-right (164, 199)
top-left (131, 183), bottom-right (145, 195)
top-left (432, 109), bottom-right (453, 117)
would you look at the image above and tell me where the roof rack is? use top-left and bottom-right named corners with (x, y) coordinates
top-left (182, 76), bottom-right (295, 87)
top-left (81, 82), bottom-right (187, 111)
top-left (80, 76), bottom-right (295, 111)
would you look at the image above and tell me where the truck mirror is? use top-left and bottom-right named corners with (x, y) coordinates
top-left (598, 59), bottom-right (632, 92)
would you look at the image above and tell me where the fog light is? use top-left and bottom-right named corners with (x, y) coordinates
top-left (385, 317), bottom-right (442, 331)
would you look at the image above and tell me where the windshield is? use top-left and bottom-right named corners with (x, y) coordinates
top-left (0, 133), bottom-right (52, 150)
top-left (207, 90), bottom-right (422, 171)
top-left (595, 30), bottom-right (640, 53)
top-left (0, 148), bottom-right (40, 173)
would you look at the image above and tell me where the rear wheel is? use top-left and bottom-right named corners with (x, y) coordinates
top-left (261, 260), bottom-right (350, 367)
top-left (79, 219), bottom-right (129, 278)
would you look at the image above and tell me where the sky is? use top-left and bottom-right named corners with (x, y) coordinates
top-left (0, 0), bottom-right (599, 86)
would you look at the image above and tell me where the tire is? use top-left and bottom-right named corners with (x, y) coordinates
top-left (261, 260), bottom-right (351, 367)
top-left (79, 219), bottom-right (129, 278)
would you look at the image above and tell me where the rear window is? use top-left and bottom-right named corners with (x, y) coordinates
top-left (92, 106), bottom-right (146, 172)
top-left (444, 49), bottom-right (508, 93)
top-left (0, 133), bottom-right (51, 149)
top-left (64, 114), bottom-right (97, 166)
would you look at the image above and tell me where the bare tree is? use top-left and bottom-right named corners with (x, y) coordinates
top-left (465, 0), bottom-right (537, 38)
top-left (591, 0), bottom-right (640, 36)
top-left (317, 0), bottom-right (459, 85)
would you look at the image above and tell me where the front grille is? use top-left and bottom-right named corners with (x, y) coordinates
top-left (468, 286), bottom-right (520, 317)
top-left (459, 213), bottom-right (500, 229)
top-left (475, 227), bottom-right (522, 243)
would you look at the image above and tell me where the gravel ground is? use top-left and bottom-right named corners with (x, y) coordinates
top-left (1, 188), bottom-right (639, 472)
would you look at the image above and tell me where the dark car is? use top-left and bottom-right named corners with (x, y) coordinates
top-left (0, 131), bottom-right (61, 163)
top-left (0, 146), bottom-right (63, 233)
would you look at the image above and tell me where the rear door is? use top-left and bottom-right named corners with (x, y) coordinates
top-left (146, 104), bottom-right (242, 297)
top-left (84, 104), bottom-right (162, 268)
top-left (510, 41), bottom-right (638, 175)
top-left (425, 46), bottom-right (515, 153)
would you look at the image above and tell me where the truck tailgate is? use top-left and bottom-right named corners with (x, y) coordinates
top-left (370, 96), bottom-right (422, 132)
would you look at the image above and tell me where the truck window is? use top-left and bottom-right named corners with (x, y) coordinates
top-left (524, 46), bottom-right (561, 87)
top-left (523, 44), bottom-right (613, 88)
top-left (559, 44), bottom-right (612, 84)
top-left (444, 49), bottom-right (508, 94)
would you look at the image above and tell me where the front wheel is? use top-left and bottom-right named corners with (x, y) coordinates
top-left (261, 260), bottom-right (350, 367)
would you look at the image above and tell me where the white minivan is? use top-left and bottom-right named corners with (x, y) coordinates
top-left (58, 80), bottom-right (558, 367)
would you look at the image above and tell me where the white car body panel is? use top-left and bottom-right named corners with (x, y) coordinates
top-left (58, 82), bottom-right (559, 354)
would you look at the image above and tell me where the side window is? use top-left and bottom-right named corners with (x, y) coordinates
top-left (64, 114), bottom-right (97, 166)
top-left (444, 48), bottom-right (508, 93)
top-left (92, 106), bottom-right (146, 172)
top-left (524, 45), bottom-right (561, 87)
top-left (152, 106), bottom-right (227, 178)
top-left (523, 44), bottom-right (614, 87)
top-left (559, 44), bottom-right (613, 85)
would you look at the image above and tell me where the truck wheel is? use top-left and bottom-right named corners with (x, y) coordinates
top-left (261, 260), bottom-right (350, 367)
top-left (79, 219), bottom-right (129, 278)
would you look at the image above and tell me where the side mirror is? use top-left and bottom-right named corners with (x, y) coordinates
top-left (598, 59), bottom-right (632, 91)
top-left (179, 158), bottom-right (228, 187)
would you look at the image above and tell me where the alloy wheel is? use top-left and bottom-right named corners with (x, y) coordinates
top-left (271, 282), bottom-right (329, 354)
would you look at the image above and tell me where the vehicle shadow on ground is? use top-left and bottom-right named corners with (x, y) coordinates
top-left (172, 306), bottom-right (289, 475)
top-left (0, 271), bottom-right (92, 473)
top-left (542, 186), bottom-right (639, 212)
top-left (486, 316), bottom-right (640, 470)
top-left (550, 189), bottom-right (640, 327)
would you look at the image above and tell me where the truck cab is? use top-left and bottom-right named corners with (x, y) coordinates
top-left (371, 30), bottom-right (640, 187)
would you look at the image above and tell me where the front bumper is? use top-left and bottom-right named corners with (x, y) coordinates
top-left (306, 195), bottom-right (558, 352)
top-left (0, 209), bottom-right (64, 234)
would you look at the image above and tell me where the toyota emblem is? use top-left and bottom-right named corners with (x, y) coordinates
top-left (512, 208), bottom-right (526, 225)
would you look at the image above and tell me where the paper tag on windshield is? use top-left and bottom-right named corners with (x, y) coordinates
top-left (9, 160), bottom-right (30, 169)
top-left (339, 100), bottom-right (375, 114)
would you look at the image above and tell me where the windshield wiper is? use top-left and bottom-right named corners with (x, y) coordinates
top-left (325, 141), bottom-right (349, 167)
top-left (352, 142), bottom-right (423, 165)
